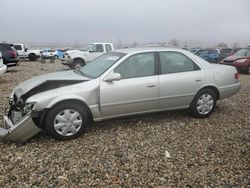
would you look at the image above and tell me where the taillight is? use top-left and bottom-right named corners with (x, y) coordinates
top-left (9, 51), bottom-right (16, 58)
top-left (234, 73), bottom-right (239, 80)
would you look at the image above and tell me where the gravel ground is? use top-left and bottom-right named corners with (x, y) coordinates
top-left (0, 61), bottom-right (249, 187)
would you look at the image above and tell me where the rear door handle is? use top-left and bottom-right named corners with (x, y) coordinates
top-left (147, 84), bottom-right (156, 88)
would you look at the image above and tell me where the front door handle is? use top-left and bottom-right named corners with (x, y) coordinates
top-left (195, 78), bottom-right (202, 82)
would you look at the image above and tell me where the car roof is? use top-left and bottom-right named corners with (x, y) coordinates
top-left (113, 47), bottom-right (184, 54)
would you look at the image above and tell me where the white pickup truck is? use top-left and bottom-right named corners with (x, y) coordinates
top-left (14, 44), bottom-right (41, 61)
top-left (62, 42), bottom-right (114, 69)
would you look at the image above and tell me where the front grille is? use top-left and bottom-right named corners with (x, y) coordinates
top-left (223, 60), bottom-right (234, 64)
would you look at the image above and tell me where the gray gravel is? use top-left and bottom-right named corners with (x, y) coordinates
top-left (0, 61), bottom-right (249, 187)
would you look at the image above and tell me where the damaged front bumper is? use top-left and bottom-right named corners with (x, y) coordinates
top-left (0, 112), bottom-right (41, 142)
top-left (61, 58), bottom-right (73, 66)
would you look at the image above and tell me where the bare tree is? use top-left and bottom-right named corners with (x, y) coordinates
top-left (232, 42), bottom-right (239, 49)
top-left (131, 41), bottom-right (138, 48)
top-left (170, 39), bottom-right (179, 47)
top-left (217, 42), bottom-right (228, 48)
top-left (117, 38), bottom-right (123, 49)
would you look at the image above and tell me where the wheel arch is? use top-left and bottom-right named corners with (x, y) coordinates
top-left (73, 57), bottom-right (86, 64)
top-left (28, 52), bottom-right (36, 57)
top-left (197, 85), bottom-right (220, 100)
top-left (35, 98), bottom-right (93, 129)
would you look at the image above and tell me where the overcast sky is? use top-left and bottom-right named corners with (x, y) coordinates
top-left (0, 0), bottom-right (249, 47)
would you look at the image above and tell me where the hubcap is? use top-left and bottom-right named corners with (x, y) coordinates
top-left (53, 109), bottom-right (82, 136)
top-left (196, 94), bottom-right (214, 115)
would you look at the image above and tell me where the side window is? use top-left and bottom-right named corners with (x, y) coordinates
top-left (209, 50), bottom-right (217, 54)
top-left (91, 44), bottom-right (104, 52)
top-left (159, 51), bottom-right (200, 74)
top-left (105, 44), bottom-right (112, 52)
top-left (14, 45), bottom-right (22, 50)
top-left (196, 50), bottom-right (204, 55)
top-left (114, 53), bottom-right (155, 79)
top-left (246, 50), bottom-right (250, 56)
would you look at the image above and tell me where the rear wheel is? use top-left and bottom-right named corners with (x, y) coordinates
top-left (189, 89), bottom-right (216, 118)
top-left (28, 53), bottom-right (37, 61)
top-left (45, 102), bottom-right (90, 140)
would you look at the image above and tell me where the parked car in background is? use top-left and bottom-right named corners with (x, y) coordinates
top-left (195, 49), bottom-right (220, 63)
top-left (0, 43), bottom-right (19, 66)
top-left (220, 48), bottom-right (250, 74)
top-left (41, 48), bottom-right (55, 59)
top-left (13, 44), bottom-right (41, 61)
top-left (190, 47), bottom-right (202, 54)
top-left (0, 48), bottom-right (240, 142)
top-left (0, 52), bottom-right (7, 74)
top-left (54, 49), bottom-right (65, 59)
top-left (219, 48), bottom-right (242, 61)
top-left (62, 42), bottom-right (114, 69)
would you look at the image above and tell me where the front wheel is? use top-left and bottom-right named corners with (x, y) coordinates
top-left (189, 89), bottom-right (216, 118)
top-left (73, 59), bottom-right (85, 69)
top-left (45, 102), bottom-right (90, 140)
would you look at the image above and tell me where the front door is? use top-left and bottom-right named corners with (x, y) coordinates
top-left (100, 52), bottom-right (158, 118)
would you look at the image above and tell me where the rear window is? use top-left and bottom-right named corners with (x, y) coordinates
top-left (234, 49), bottom-right (250, 57)
top-left (0, 43), bottom-right (13, 50)
top-left (220, 49), bottom-right (232, 53)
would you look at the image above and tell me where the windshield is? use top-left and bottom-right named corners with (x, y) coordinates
top-left (234, 49), bottom-right (250, 57)
top-left (79, 44), bottom-right (94, 52)
top-left (79, 52), bottom-right (126, 78)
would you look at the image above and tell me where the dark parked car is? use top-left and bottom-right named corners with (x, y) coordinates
top-left (0, 43), bottom-right (19, 66)
top-left (220, 48), bottom-right (250, 74)
top-left (195, 49), bottom-right (220, 63)
top-left (219, 48), bottom-right (242, 61)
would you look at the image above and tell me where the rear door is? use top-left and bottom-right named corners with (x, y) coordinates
top-left (100, 52), bottom-right (159, 117)
top-left (158, 51), bottom-right (205, 109)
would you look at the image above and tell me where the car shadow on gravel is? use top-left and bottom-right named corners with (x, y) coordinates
top-left (0, 110), bottom-right (189, 145)
top-left (6, 68), bottom-right (18, 73)
top-left (87, 109), bottom-right (189, 133)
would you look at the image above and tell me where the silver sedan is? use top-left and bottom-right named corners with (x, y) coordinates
top-left (0, 48), bottom-right (240, 142)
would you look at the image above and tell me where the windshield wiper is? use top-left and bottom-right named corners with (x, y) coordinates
top-left (74, 69), bottom-right (93, 78)
top-left (74, 69), bottom-right (88, 77)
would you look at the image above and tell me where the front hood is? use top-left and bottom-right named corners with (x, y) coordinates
top-left (14, 70), bottom-right (90, 99)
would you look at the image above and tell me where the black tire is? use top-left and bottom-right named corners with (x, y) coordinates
top-left (28, 53), bottom-right (37, 61)
top-left (45, 102), bottom-right (90, 140)
top-left (189, 88), bottom-right (216, 118)
top-left (247, 66), bottom-right (250, 74)
top-left (213, 58), bottom-right (219, 63)
top-left (73, 59), bottom-right (85, 69)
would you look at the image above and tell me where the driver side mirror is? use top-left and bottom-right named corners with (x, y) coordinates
top-left (24, 48), bottom-right (28, 52)
top-left (105, 73), bottom-right (121, 82)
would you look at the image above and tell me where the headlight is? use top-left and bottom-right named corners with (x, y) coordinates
top-left (236, 58), bottom-right (247, 63)
top-left (23, 102), bottom-right (36, 114)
